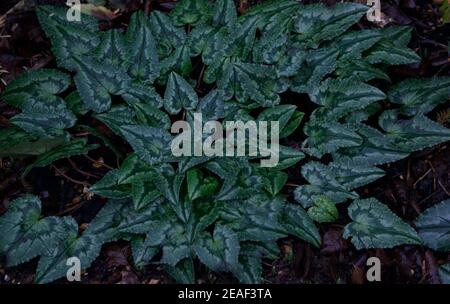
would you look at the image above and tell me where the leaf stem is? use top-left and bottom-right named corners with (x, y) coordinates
top-left (196, 64), bottom-right (206, 90)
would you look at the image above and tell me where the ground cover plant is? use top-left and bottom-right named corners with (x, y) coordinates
top-left (0, 0), bottom-right (449, 284)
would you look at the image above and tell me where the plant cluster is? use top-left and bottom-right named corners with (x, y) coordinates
top-left (0, 0), bottom-right (449, 283)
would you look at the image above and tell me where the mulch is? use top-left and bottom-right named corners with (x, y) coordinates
top-left (0, 0), bottom-right (449, 284)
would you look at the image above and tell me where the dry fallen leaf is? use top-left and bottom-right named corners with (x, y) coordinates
top-left (351, 265), bottom-right (365, 284)
top-left (321, 229), bottom-right (347, 254)
top-left (119, 270), bottom-right (140, 284)
top-left (79, 4), bottom-right (120, 21)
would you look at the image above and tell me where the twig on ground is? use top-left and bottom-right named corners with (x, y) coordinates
top-left (84, 155), bottom-right (114, 170)
top-left (56, 201), bottom-right (87, 216)
top-left (52, 165), bottom-right (91, 186)
top-left (417, 190), bottom-right (440, 206)
top-left (426, 160), bottom-right (450, 196)
top-left (438, 180), bottom-right (450, 196)
top-left (30, 55), bottom-right (54, 70)
top-left (410, 201), bottom-right (421, 215)
top-left (406, 159), bottom-right (411, 182)
top-left (74, 131), bottom-right (91, 137)
top-left (413, 168), bottom-right (432, 188)
top-left (285, 183), bottom-right (300, 187)
top-left (68, 158), bottom-right (100, 179)
top-left (0, 0), bottom-right (27, 31)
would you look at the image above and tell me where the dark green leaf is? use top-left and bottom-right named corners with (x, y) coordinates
top-left (171, 0), bottom-right (212, 26)
top-left (23, 138), bottom-right (98, 177)
top-left (117, 125), bottom-right (173, 165)
top-left (415, 199), bottom-right (450, 251)
top-left (343, 198), bottom-right (421, 249)
top-left (388, 77), bottom-right (450, 116)
top-left (439, 264), bottom-right (450, 284)
top-left (293, 3), bottom-right (368, 47)
top-left (307, 196), bottom-right (339, 223)
top-left (164, 72), bottom-right (199, 114)
top-left (126, 11), bottom-right (160, 82)
top-left (74, 56), bottom-right (131, 113)
top-left (194, 225), bottom-right (240, 272)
